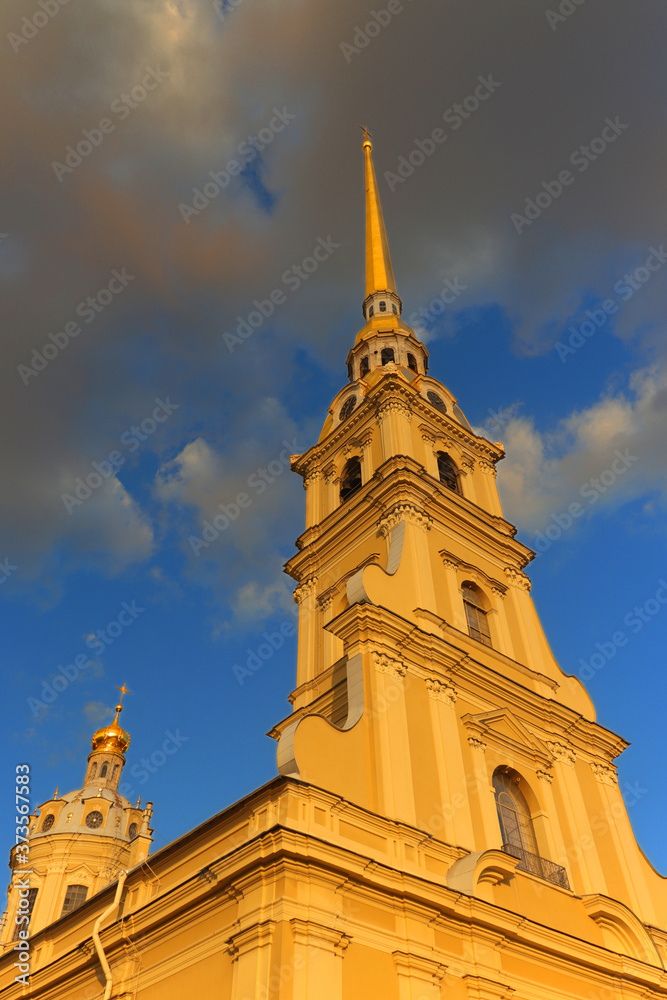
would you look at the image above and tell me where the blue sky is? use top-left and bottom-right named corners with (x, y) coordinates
top-left (2, 0), bottom-right (667, 878)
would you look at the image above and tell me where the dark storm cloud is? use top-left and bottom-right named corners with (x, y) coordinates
top-left (1, 0), bottom-right (665, 602)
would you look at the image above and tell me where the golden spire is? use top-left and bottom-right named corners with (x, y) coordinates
top-left (360, 127), bottom-right (397, 300)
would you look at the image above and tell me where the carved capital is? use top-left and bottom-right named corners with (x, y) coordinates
top-left (303, 468), bottom-right (321, 489)
top-left (478, 459), bottom-right (497, 477)
top-left (378, 504), bottom-right (431, 536)
top-left (591, 762), bottom-right (617, 786)
top-left (372, 652), bottom-right (407, 678)
top-left (536, 769), bottom-right (554, 784)
top-left (393, 950), bottom-right (446, 985)
top-left (548, 741), bottom-right (576, 767)
top-left (376, 398), bottom-right (412, 422)
top-left (294, 578), bottom-right (317, 605)
top-left (426, 678), bottom-right (457, 705)
top-left (504, 566), bottom-right (531, 592)
top-left (468, 736), bottom-right (487, 753)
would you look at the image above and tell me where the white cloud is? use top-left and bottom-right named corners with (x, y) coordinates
top-left (497, 363), bottom-right (667, 536)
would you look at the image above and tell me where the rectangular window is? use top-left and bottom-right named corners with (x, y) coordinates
top-left (61, 884), bottom-right (88, 917)
top-left (464, 602), bottom-right (492, 646)
top-left (12, 888), bottom-right (38, 940)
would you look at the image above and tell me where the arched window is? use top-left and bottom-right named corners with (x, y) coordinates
top-left (407, 353), bottom-right (418, 373)
top-left (41, 814), bottom-right (55, 833)
top-left (493, 769), bottom-right (538, 856)
top-left (392, 303), bottom-right (397, 314)
top-left (462, 582), bottom-right (492, 646)
top-left (100, 764), bottom-right (108, 778)
top-left (12, 889), bottom-right (37, 940)
top-left (359, 356), bottom-right (369, 378)
top-left (368, 305), bottom-right (374, 317)
top-left (61, 884), bottom-right (88, 917)
top-left (340, 457), bottom-right (362, 503)
top-left (112, 765), bottom-right (118, 779)
top-left (381, 347), bottom-right (395, 365)
top-left (437, 453), bottom-right (460, 493)
top-left (379, 300), bottom-right (387, 312)
top-left (128, 822), bottom-right (138, 840)
top-left (90, 762), bottom-right (97, 778)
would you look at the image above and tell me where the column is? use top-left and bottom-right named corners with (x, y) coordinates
top-left (290, 919), bottom-right (350, 1000)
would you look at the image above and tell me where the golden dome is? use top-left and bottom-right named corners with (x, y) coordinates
top-left (90, 684), bottom-right (131, 756)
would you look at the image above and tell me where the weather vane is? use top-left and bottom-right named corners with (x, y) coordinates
top-left (358, 124), bottom-right (373, 143)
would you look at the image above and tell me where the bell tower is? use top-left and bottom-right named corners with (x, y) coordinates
top-left (1, 686), bottom-right (154, 946)
top-left (270, 135), bottom-right (667, 945)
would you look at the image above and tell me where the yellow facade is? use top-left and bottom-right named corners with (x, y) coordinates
top-left (1, 139), bottom-right (666, 1000)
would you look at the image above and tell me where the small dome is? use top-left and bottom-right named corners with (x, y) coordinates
top-left (91, 703), bottom-right (130, 756)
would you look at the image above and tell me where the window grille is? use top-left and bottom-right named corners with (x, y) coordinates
top-left (437, 453), bottom-right (460, 493)
top-left (61, 885), bottom-right (88, 917)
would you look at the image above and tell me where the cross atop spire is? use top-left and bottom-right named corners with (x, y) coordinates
top-left (113, 682), bottom-right (132, 723)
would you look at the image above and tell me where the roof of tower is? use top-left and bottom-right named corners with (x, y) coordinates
top-left (362, 130), bottom-right (397, 299)
top-left (90, 682), bottom-right (131, 757)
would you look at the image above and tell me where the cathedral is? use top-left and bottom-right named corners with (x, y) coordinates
top-left (2, 136), bottom-right (666, 999)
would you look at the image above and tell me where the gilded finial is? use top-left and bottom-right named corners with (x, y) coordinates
top-left (113, 682), bottom-right (132, 723)
top-left (53, 786), bottom-right (59, 799)
top-left (359, 123), bottom-right (373, 146)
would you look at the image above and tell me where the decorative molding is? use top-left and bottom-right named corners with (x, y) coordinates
top-left (548, 741), bottom-right (577, 767)
top-left (372, 652), bottom-right (407, 679)
top-left (462, 709), bottom-right (553, 771)
top-left (536, 769), bottom-right (554, 784)
top-left (468, 736), bottom-right (487, 753)
top-left (378, 504), bottom-right (431, 536)
top-left (463, 974), bottom-right (515, 1000)
top-left (226, 920), bottom-right (276, 961)
top-left (392, 950), bottom-right (446, 985)
top-left (317, 590), bottom-right (335, 613)
top-left (591, 762), bottom-right (618, 786)
top-left (426, 678), bottom-right (457, 706)
top-left (290, 918), bottom-right (351, 956)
